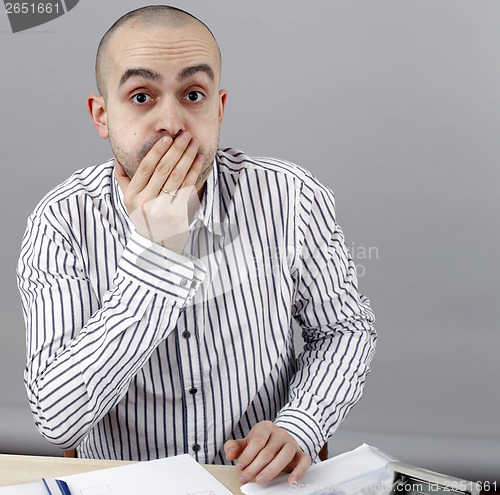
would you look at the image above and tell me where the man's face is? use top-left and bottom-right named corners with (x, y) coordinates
top-left (97, 22), bottom-right (226, 185)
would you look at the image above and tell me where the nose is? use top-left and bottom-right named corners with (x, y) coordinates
top-left (154, 97), bottom-right (185, 138)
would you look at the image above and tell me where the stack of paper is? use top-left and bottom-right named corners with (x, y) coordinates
top-left (0, 454), bottom-right (234, 495)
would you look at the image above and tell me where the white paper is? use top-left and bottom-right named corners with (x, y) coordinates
top-left (240, 444), bottom-right (397, 495)
top-left (0, 480), bottom-right (43, 494)
top-left (0, 454), bottom-right (234, 495)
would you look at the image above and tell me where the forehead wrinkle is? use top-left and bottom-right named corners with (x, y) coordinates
top-left (112, 38), bottom-right (217, 60)
top-left (110, 46), bottom-right (219, 82)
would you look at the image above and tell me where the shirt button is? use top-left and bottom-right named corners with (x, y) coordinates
top-left (192, 443), bottom-right (201, 452)
top-left (189, 387), bottom-right (198, 395)
top-left (180, 278), bottom-right (188, 287)
top-left (182, 330), bottom-right (191, 339)
top-left (190, 281), bottom-right (197, 289)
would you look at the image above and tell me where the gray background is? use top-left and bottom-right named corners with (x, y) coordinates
top-left (1, 0), bottom-right (499, 483)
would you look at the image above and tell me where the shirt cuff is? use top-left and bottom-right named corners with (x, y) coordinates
top-left (117, 230), bottom-right (206, 305)
top-left (274, 406), bottom-right (328, 461)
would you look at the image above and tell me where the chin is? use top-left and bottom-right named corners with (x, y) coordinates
top-left (115, 155), bottom-right (138, 179)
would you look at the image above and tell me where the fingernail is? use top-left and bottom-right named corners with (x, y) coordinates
top-left (236, 462), bottom-right (245, 470)
top-left (238, 475), bottom-right (248, 484)
top-left (256, 475), bottom-right (266, 485)
top-left (190, 138), bottom-right (199, 147)
top-left (162, 136), bottom-right (172, 145)
top-left (179, 132), bottom-right (190, 141)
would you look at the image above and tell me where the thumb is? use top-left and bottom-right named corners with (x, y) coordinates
top-left (114, 158), bottom-right (130, 193)
top-left (224, 439), bottom-right (246, 461)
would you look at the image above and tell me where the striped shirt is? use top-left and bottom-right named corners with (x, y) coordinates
top-left (17, 148), bottom-right (376, 464)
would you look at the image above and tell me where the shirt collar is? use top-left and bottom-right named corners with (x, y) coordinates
top-left (110, 161), bottom-right (135, 236)
top-left (197, 156), bottom-right (223, 236)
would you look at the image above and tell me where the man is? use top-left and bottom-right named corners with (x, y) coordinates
top-left (17, 5), bottom-right (376, 486)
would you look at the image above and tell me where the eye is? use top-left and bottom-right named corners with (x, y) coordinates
top-left (131, 93), bottom-right (152, 104)
top-left (183, 91), bottom-right (205, 102)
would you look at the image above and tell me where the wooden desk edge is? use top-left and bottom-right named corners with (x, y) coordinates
top-left (0, 454), bottom-right (243, 494)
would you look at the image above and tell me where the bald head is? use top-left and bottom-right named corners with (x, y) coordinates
top-left (95, 5), bottom-right (221, 100)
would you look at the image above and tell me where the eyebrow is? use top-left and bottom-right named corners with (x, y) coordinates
top-left (177, 64), bottom-right (214, 82)
top-left (118, 68), bottom-right (162, 88)
top-left (118, 64), bottom-right (215, 89)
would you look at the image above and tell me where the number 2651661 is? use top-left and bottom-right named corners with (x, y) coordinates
top-left (5, 3), bottom-right (61, 14)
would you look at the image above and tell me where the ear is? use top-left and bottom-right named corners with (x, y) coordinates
top-left (218, 89), bottom-right (227, 125)
top-left (87, 94), bottom-right (109, 139)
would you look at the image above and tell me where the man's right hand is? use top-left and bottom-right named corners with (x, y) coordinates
top-left (114, 131), bottom-right (204, 253)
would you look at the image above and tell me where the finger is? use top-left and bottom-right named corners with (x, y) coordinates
top-left (127, 135), bottom-right (173, 196)
top-left (142, 131), bottom-right (192, 195)
top-left (238, 434), bottom-right (293, 483)
top-left (251, 443), bottom-right (298, 485)
top-left (287, 453), bottom-right (312, 484)
top-left (114, 159), bottom-right (130, 193)
top-left (155, 137), bottom-right (199, 195)
top-left (234, 422), bottom-right (274, 471)
top-left (224, 439), bottom-right (246, 462)
top-left (173, 153), bottom-right (205, 203)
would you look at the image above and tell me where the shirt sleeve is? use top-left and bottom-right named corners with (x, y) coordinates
top-left (17, 212), bottom-right (206, 449)
top-left (274, 180), bottom-right (377, 460)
